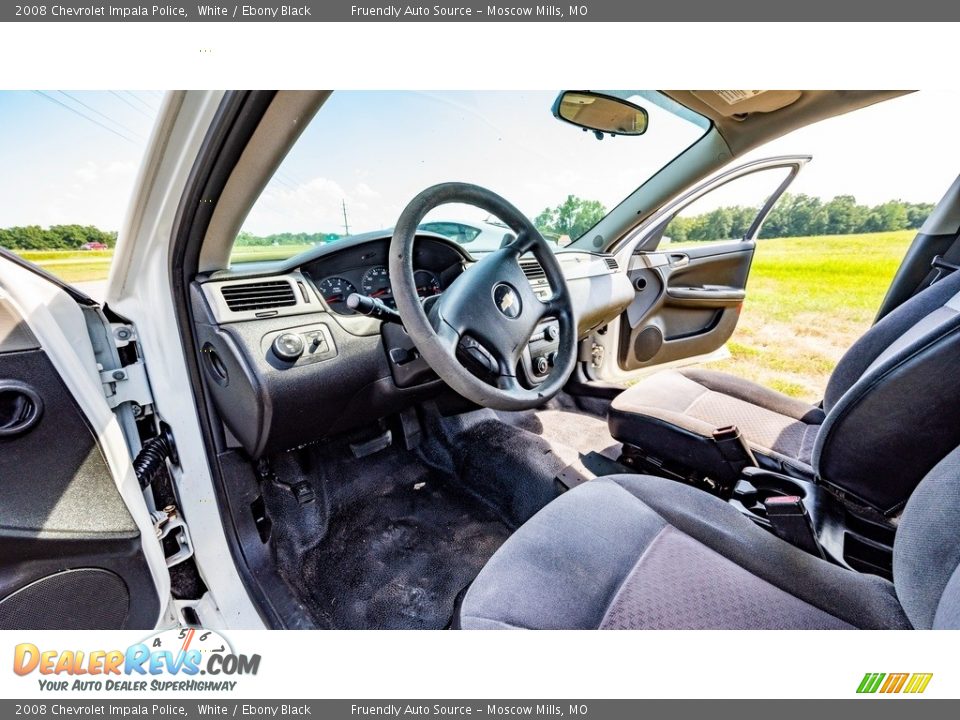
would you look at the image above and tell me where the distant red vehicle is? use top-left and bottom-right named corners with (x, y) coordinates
top-left (80, 241), bottom-right (108, 250)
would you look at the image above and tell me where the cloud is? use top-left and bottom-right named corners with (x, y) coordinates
top-left (75, 161), bottom-right (99, 183)
top-left (0, 159), bottom-right (141, 230)
top-left (244, 176), bottom-right (392, 235)
top-left (73, 159), bottom-right (136, 185)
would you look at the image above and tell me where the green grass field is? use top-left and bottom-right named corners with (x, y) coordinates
top-left (12, 231), bottom-right (913, 402)
top-left (11, 245), bottom-right (316, 282)
top-left (704, 230), bottom-right (913, 401)
top-left (15, 249), bottom-right (114, 283)
top-left (229, 245), bottom-right (315, 263)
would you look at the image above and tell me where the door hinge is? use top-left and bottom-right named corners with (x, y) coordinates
top-left (99, 360), bottom-right (153, 410)
top-left (591, 343), bottom-right (604, 369)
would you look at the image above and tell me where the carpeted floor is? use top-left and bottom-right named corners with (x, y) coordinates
top-left (300, 467), bottom-right (510, 630)
top-left (266, 397), bottom-right (625, 629)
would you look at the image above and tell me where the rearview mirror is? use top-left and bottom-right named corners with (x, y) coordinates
top-left (552, 91), bottom-right (649, 139)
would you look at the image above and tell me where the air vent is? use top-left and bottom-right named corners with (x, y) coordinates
top-left (221, 281), bottom-right (297, 312)
top-left (604, 256), bottom-right (620, 271)
top-left (519, 257), bottom-right (546, 282)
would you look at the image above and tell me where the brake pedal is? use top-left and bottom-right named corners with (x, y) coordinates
top-left (350, 428), bottom-right (392, 458)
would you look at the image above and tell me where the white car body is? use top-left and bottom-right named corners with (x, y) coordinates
top-left (418, 218), bottom-right (517, 254)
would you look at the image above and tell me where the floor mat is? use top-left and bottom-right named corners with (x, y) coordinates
top-left (498, 407), bottom-right (622, 461)
top-left (299, 469), bottom-right (510, 630)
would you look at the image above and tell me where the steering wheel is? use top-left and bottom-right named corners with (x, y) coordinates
top-left (389, 182), bottom-right (577, 411)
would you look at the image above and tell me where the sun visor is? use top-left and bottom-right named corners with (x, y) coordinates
top-left (691, 90), bottom-right (803, 117)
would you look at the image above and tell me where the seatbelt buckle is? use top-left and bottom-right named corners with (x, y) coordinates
top-left (763, 495), bottom-right (826, 559)
top-left (711, 426), bottom-right (756, 496)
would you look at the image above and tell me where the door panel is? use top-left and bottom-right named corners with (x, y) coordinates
top-left (618, 241), bottom-right (753, 370)
top-left (592, 156), bottom-right (808, 384)
top-left (0, 281), bottom-right (161, 629)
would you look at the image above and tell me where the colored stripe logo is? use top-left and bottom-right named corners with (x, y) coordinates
top-left (857, 672), bottom-right (933, 694)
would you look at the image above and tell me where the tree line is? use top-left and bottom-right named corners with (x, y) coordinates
top-left (667, 194), bottom-right (935, 243)
top-left (234, 230), bottom-right (342, 247)
top-left (535, 195), bottom-right (607, 242)
top-left (0, 225), bottom-right (117, 250)
top-left (0, 194), bottom-right (936, 251)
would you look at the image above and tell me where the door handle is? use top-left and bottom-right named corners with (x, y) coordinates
top-left (665, 286), bottom-right (746, 307)
top-left (0, 381), bottom-right (43, 437)
top-left (667, 286), bottom-right (745, 301)
top-left (668, 253), bottom-right (689, 268)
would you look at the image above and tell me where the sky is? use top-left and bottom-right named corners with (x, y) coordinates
top-left (0, 90), bottom-right (958, 234)
top-left (0, 91), bottom-right (162, 231)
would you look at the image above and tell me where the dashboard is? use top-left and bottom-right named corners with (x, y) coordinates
top-left (193, 231), bottom-right (634, 458)
top-left (300, 235), bottom-right (465, 315)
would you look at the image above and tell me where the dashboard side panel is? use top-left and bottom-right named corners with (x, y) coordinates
top-left (191, 283), bottom-right (442, 457)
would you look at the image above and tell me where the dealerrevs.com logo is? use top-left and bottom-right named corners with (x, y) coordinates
top-left (857, 673), bottom-right (933, 694)
top-left (13, 628), bottom-right (260, 693)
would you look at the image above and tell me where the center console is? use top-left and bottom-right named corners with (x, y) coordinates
top-left (618, 445), bottom-right (898, 580)
top-left (728, 467), bottom-right (896, 579)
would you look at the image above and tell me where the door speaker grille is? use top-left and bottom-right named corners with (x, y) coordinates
top-left (0, 568), bottom-right (130, 629)
top-left (633, 326), bottom-right (663, 363)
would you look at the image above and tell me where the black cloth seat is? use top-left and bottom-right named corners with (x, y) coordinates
top-left (459, 447), bottom-right (960, 630)
top-left (608, 269), bottom-right (960, 513)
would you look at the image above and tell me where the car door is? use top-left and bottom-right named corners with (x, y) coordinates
top-left (0, 250), bottom-right (168, 629)
top-left (590, 156), bottom-right (809, 384)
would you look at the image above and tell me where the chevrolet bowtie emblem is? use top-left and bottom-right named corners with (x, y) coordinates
top-left (493, 282), bottom-right (522, 318)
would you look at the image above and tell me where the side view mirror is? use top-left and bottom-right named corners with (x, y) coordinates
top-left (552, 91), bottom-right (649, 139)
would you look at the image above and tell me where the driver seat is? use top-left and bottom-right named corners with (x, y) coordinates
top-left (608, 269), bottom-right (960, 514)
top-left (458, 447), bottom-right (960, 629)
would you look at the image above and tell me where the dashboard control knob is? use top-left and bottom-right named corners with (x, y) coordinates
top-left (534, 356), bottom-right (549, 375)
top-left (272, 332), bottom-right (305, 362)
top-left (544, 324), bottom-right (559, 342)
top-left (547, 351), bottom-right (558, 367)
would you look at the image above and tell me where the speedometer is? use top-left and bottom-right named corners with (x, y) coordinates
top-left (361, 266), bottom-right (393, 306)
top-left (317, 276), bottom-right (358, 314)
top-left (414, 270), bottom-right (442, 298)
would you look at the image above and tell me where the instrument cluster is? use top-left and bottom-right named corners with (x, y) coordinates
top-left (314, 265), bottom-right (444, 315)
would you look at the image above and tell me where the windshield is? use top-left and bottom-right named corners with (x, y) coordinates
top-left (231, 91), bottom-right (710, 264)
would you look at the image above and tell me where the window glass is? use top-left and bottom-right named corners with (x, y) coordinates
top-left (0, 91), bottom-right (160, 298)
top-left (419, 222), bottom-right (483, 243)
top-left (231, 90), bottom-right (709, 264)
top-left (660, 167), bottom-right (792, 247)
